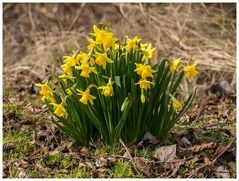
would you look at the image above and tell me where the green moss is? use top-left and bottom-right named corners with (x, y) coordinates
top-left (3, 103), bottom-right (24, 121)
top-left (178, 166), bottom-right (189, 174)
top-left (26, 169), bottom-right (44, 178)
top-left (3, 99), bottom-right (47, 125)
top-left (189, 162), bottom-right (196, 169)
top-left (56, 167), bottom-right (90, 178)
top-left (151, 165), bottom-right (167, 177)
top-left (110, 159), bottom-right (141, 178)
top-left (134, 149), bottom-right (153, 160)
top-left (7, 167), bottom-right (21, 178)
top-left (62, 155), bottom-right (78, 169)
top-left (43, 153), bottom-right (63, 169)
top-left (3, 126), bottom-right (33, 160)
top-left (42, 153), bottom-right (79, 171)
top-left (94, 145), bottom-right (118, 156)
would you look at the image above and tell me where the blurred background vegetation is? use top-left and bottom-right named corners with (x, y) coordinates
top-left (3, 3), bottom-right (236, 87)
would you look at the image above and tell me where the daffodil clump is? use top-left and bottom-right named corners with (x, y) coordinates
top-left (36, 24), bottom-right (198, 145)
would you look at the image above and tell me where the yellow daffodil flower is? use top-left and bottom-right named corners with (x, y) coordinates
top-left (184, 64), bottom-right (199, 78)
top-left (77, 88), bottom-right (96, 105)
top-left (114, 43), bottom-right (120, 50)
top-left (87, 38), bottom-right (96, 50)
top-left (169, 58), bottom-right (181, 72)
top-left (66, 88), bottom-right (73, 96)
top-left (91, 25), bottom-right (118, 50)
top-left (61, 63), bottom-right (73, 76)
top-left (103, 36), bottom-right (118, 50)
top-left (50, 102), bottom-right (67, 117)
top-left (135, 79), bottom-right (155, 90)
top-left (35, 81), bottom-right (55, 103)
top-left (98, 85), bottom-right (113, 97)
top-left (173, 99), bottom-right (182, 111)
top-left (170, 96), bottom-right (182, 111)
top-left (63, 50), bottom-right (80, 67)
top-left (95, 52), bottom-right (113, 69)
top-left (77, 52), bottom-right (94, 66)
top-left (125, 36), bottom-right (141, 51)
top-left (35, 81), bottom-right (53, 96)
top-left (134, 63), bottom-right (145, 74)
top-left (134, 63), bottom-right (157, 79)
top-left (91, 25), bottom-right (113, 45)
top-left (76, 63), bottom-right (97, 78)
top-left (141, 43), bottom-right (155, 61)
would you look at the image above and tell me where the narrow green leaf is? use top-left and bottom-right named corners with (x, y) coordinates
top-left (115, 76), bottom-right (121, 88)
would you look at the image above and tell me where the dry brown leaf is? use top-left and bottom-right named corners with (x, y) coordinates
top-left (98, 167), bottom-right (108, 171)
top-left (168, 160), bottom-right (185, 177)
top-left (42, 147), bottom-right (50, 157)
top-left (20, 117), bottom-right (33, 125)
top-left (182, 112), bottom-right (197, 125)
top-left (31, 130), bottom-right (37, 144)
top-left (80, 146), bottom-right (90, 155)
top-left (49, 150), bottom-right (60, 155)
top-left (3, 143), bottom-right (16, 151)
top-left (69, 151), bottom-right (81, 159)
top-left (18, 170), bottom-right (27, 178)
top-left (85, 161), bottom-right (95, 170)
top-left (214, 144), bottom-right (226, 157)
top-left (95, 157), bottom-right (108, 168)
top-left (67, 142), bottom-right (78, 153)
top-left (78, 162), bottom-right (87, 168)
top-left (169, 156), bottom-right (200, 177)
top-left (107, 156), bottom-right (117, 166)
top-left (97, 167), bottom-right (109, 178)
top-left (170, 131), bottom-right (182, 145)
top-left (134, 157), bottom-right (151, 177)
top-left (203, 156), bottom-right (211, 165)
top-left (97, 167), bottom-right (109, 174)
top-left (55, 145), bottom-right (68, 153)
top-left (154, 145), bottom-right (177, 162)
top-left (123, 151), bottom-right (131, 159)
top-left (188, 142), bottom-right (215, 153)
top-left (13, 160), bottom-right (29, 170)
top-left (122, 145), bottom-right (136, 159)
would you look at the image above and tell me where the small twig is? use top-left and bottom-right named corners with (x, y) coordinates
top-left (28, 4), bottom-right (36, 31)
top-left (154, 154), bottom-right (203, 164)
top-left (179, 3), bottom-right (191, 35)
top-left (210, 138), bottom-right (235, 166)
top-left (9, 66), bottom-right (44, 80)
top-left (139, 3), bottom-right (147, 18)
top-left (188, 138), bottom-right (235, 178)
top-left (177, 121), bottom-right (235, 131)
top-left (68, 3), bottom-right (86, 31)
top-left (200, 3), bottom-right (209, 14)
top-left (47, 125), bottom-right (60, 146)
top-left (119, 139), bottom-right (140, 175)
top-left (117, 4), bottom-right (133, 26)
top-left (119, 4), bottom-right (128, 20)
top-left (3, 96), bottom-right (11, 104)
